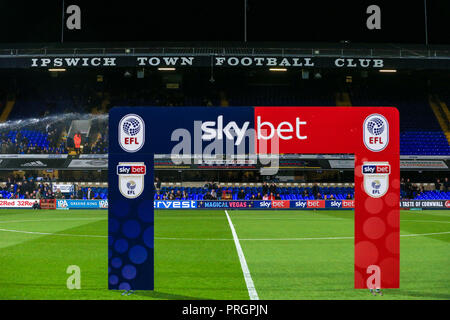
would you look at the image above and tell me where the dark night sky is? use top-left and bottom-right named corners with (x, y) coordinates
top-left (0, 0), bottom-right (448, 45)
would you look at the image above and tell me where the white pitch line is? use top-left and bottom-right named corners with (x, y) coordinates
top-left (0, 218), bottom-right (105, 224)
top-left (155, 231), bottom-right (450, 241)
top-left (0, 229), bottom-right (449, 240)
top-left (225, 210), bottom-right (259, 300)
top-left (0, 228), bottom-right (106, 238)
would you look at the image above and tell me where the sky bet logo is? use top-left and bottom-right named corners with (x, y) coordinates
top-left (200, 115), bottom-right (308, 145)
top-left (118, 114), bottom-right (145, 152)
top-left (362, 162), bottom-right (390, 198)
top-left (363, 114), bottom-right (389, 152)
top-left (330, 200), bottom-right (342, 208)
top-left (117, 162), bottom-right (146, 199)
top-left (201, 115), bottom-right (249, 146)
top-left (362, 164), bottom-right (390, 174)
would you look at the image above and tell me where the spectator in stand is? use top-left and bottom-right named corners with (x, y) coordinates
top-left (210, 189), bottom-right (217, 200)
top-left (269, 183), bottom-right (277, 195)
top-left (315, 192), bottom-right (322, 200)
top-left (55, 188), bottom-right (63, 199)
top-left (346, 193), bottom-right (352, 200)
top-left (15, 188), bottom-right (23, 199)
top-left (417, 186), bottom-right (425, 197)
top-left (237, 189), bottom-right (246, 200)
top-left (303, 189), bottom-right (309, 198)
top-left (405, 178), bottom-right (413, 199)
top-left (328, 194), bottom-right (335, 200)
top-left (435, 179), bottom-right (442, 192)
top-left (182, 190), bottom-right (188, 200)
top-left (250, 194), bottom-right (256, 200)
top-left (255, 192), bottom-right (262, 200)
top-left (262, 182), bottom-right (269, 196)
top-left (32, 200), bottom-right (40, 210)
top-left (262, 194), bottom-right (269, 200)
top-left (74, 131), bottom-right (82, 154)
top-left (212, 182), bottom-right (218, 190)
top-left (312, 183), bottom-right (320, 197)
top-left (275, 193), bottom-right (282, 200)
top-left (155, 177), bottom-right (161, 191)
top-left (203, 191), bottom-right (213, 200)
top-left (444, 177), bottom-right (449, 192)
top-left (77, 188), bottom-right (83, 200)
top-left (86, 187), bottom-right (93, 200)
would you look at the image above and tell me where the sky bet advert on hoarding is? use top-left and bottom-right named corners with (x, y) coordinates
top-left (109, 106), bottom-right (401, 292)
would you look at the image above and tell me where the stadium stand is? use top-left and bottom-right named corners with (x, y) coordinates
top-left (0, 173), bottom-right (449, 201)
top-left (0, 72), bottom-right (448, 155)
top-left (349, 80), bottom-right (450, 155)
top-left (155, 185), bottom-right (450, 201)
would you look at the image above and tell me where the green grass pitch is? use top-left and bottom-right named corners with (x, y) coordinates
top-left (0, 209), bottom-right (448, 300)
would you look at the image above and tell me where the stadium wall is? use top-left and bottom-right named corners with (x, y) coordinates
top-left (2, 199), bottom-right (448, 210)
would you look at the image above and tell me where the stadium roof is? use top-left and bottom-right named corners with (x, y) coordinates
top-left (1, 42), bottom-right (450, 59)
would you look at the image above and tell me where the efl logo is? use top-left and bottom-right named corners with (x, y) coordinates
top-left (117, 162), bottom-right (146, 199)
top-left (118, 114), bottom-right (145, 152)
top-left (362, 162), bottom-right (390, 198)
top-left (363, 114), bottom-right (389, 152)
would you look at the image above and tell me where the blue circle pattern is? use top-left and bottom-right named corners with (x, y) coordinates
top-left (119, 282), bottom-right (131, 291)
top-left (114, 239), bottom-right (129, 254)
top-left (109, 275), bottom-right (119, 285)
top-left (111, 257), bottom-right (123, 268)
top-left (122, 264), bottom-right (137, 280)
top-left (122, 220), bottom-right (141, 239)
top-left (108, 148), bottom-right (154, 290)
top-left (129, 245), bottom-right (148, 264)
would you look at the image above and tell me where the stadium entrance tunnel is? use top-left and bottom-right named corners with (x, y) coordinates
top-left (108, 107), bottom-right (400, 291)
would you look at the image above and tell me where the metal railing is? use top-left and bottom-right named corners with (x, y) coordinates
top-left (0, 46), bottom-right (449, 58)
